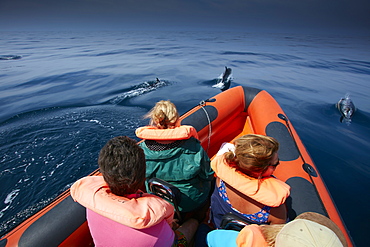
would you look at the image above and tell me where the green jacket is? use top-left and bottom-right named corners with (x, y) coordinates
top-left (140, 137), bottom-right (214, 212)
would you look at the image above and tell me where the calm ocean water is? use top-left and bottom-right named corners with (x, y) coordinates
top-left (1, 31), bottom-right (369, 246)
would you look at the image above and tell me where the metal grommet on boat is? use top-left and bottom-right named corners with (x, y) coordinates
top-left (303, 163), bottom-right (318, 177)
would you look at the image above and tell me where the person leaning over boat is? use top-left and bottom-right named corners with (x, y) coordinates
top-left (71, 136), bottom-right (198, 247)
top-left (135, 100), bottom-right (214, 218)
top-left (207, 212), bottom-right (347, 247)
top-left (210, 134), bottom-right (290, 228)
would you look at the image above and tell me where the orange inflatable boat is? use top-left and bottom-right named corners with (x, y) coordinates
top-left (0, 86), bottom-right (353, 246)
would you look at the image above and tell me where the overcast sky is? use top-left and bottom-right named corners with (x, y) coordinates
top-left (1, 0), bottom-right (369, 34)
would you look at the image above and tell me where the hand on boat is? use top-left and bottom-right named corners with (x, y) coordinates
top-left (171, 218), bottom-right (180, 230)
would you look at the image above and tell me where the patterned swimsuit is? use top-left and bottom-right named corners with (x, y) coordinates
top-left (218, 179), bottom-right (271, 224)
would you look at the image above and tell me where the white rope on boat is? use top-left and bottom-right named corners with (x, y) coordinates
top-left (199, 100), bottom-right (212, 152)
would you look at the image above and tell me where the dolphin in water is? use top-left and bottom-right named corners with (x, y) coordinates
top-left (212, 66), bottom-right (232, 91)
top-left (0, 55), bottom-right (22, 60)
top-left (109, 78), bottom-right (168, 104)
top-left (336, 93), bottom-right (355, 124)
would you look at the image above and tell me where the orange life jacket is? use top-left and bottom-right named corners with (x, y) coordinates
top-left (236, 224), bottom-right (268, 247)
top-left (211, 155), bottom-right (290, 207)
top-left (70, 176), bottom-right (174, 229)
top-left (135, 125), bottom-right (199, 140)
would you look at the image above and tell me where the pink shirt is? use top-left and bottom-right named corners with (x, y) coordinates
top-left (87, 209), bottom-right (175, 247)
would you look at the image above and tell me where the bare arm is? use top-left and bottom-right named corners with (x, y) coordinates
top-left (268, 204), bottom-right (287, 224)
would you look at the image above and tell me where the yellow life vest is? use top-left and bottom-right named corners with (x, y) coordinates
top-left (135, 125), bottom-right (199, 140)
top-left (70, 176), bottom-right (174, 229)
top-left (211, 155), bottom-right (290, 207)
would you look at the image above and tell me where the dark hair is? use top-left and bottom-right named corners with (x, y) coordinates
top-left (98, 136), bottom-right (146, 196)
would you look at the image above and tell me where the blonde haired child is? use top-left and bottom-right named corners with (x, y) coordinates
top-left (136, 100), bottom-right (214, 219)
top-left (145, 100), bottom-right (179, 129)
